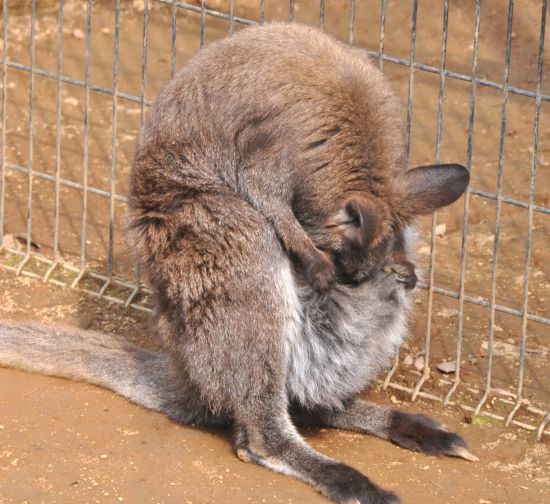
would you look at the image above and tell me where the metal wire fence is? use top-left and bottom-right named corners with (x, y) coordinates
top-left (0, 0), bottom-right (548, 440)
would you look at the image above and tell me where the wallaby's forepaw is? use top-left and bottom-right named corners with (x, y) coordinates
top-left (323, 463), bottom-right (401, 504)
top-left (305, 251), bottom-right (336, 293)
top-left (389, 411), bottom-right (478, 462)
top-left (383, 260), bottom-right (417, 290)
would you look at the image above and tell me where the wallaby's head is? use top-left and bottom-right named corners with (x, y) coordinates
top-left (324, 163), bottom-right (470, 284)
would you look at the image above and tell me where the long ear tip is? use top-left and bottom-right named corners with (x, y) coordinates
top-left (403, 163), bottom-right (471, 214)
top-left (459, 167), bottom-right (470, 197)
top-left (434, 163), bottom-right (470, 194)
top-left (448, 163), bottom-right (470, 189)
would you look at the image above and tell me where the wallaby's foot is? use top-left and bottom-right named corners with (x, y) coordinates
top-left (388, 411), bottom-right (478, 461)
top-left (304, 249), bottom-right (336, 293)
top-left (292, 400), bottom-right (478, 463)
top-left (236, 448), bottom-right (400, 504)
top-left (321, 464), bottom-right (401, 504)
top-left (383, 260), bottom-right (417, 290)
top-left (234, 417), bottom-right (400, 504)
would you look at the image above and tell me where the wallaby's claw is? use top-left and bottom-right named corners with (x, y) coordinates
top-left (383, 261), bottom-right (417, 291)
top-left (450, 445), bottom-right (479, 462)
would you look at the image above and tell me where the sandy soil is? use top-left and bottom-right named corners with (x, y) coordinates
top-left (1, 270), bottom-right (549, 504)
top-left (1, 1), bottom-right (550, 503)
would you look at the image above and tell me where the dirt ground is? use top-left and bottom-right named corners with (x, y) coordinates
top-left (1, 1), bottom-right (550, 503)
top-left (1, 269), bottom-right (550, 503)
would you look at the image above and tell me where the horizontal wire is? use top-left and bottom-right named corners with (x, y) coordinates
top-left (5, 162), bottom-right (549, 216)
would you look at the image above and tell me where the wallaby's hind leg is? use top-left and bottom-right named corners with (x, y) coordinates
top-left (292, 399), bottom-right (478, 462)
top-left (133, 193), bottom-right (399, 503)
top-left (233, 410), bottom-right (400, 504)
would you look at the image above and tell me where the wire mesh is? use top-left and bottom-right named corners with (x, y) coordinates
top-left (0, 0), bottom-right (548, 441)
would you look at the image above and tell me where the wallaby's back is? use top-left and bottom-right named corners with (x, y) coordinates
top-left (132, 22), bottom-right (405, 229)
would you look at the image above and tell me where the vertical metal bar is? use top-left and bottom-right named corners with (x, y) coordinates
top-left (537, 409), bottom-right (550, 442)
top-left (200, 1), bottom-right (206, 49)
top-left (259, 0), bottom-right (265, 24)
top-left (379, 0), bottom-right (392, 388)
top-left (289, 0), bottom-right (295, 21)
top-left (170, 0), bottom-right (177, 77)
top-left (44, 0), bottom-right (64, 282)
top-left (71, 0), bottom-right (92, 287)
top-left (378, 0), bottom-right (387, 70)
top-left (444, 0), bottom-right (481, 405)
top-left (139, 0), bottom-right (148, 149)
top-left (412, 0), bottom-right (449, 400)
top-left (127, 0), bottom-right (149, 307)
top-left (404, 0), bottom-right (418, 167)
top-left (475, 0), bottom-right (515, 415)
top-left (229, 0), bottom-right (235, 34)
top-left (434, 1), bottom-right (448, 164)
top-left (382, 351), bottom-right (399, 390)
top-left (99, 0), bottom-right (121, 299)
top-left (16, 0), bottom-right (36, 274)
top-left (384, 0), bottom-right (417, 390)
top-left (348, 0), bottom-right (356, 45)
top-left (0, 0), bottom-right (7, 246)
top-left (506, 0), bottom-right (547, 427)
top-left (319, 0), bottom-right (325, 30)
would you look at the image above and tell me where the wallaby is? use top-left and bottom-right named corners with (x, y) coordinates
top-left (0, 23), bottom-right (474, 504)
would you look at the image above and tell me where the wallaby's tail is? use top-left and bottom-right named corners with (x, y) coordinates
top-left (0, 320), bottom-right (215, 424)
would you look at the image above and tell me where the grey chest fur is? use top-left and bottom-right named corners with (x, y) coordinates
top-left (284, 271), bottom-right (412, 410)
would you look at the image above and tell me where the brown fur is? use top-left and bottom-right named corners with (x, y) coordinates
top-left (131, 23), bottom-right (467, 292)
top-left (131, 23), bottom-right (406, 291)
top-left (109, 22), bottom-right (472, 503)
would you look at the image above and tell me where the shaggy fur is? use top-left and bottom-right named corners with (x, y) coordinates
top-left (0, 23), bottom-right (473, 504)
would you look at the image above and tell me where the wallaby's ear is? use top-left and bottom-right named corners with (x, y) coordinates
top-left (326, 198), bottom-right (381, 250)
top-left (399, 163), bottom-right (470, 215)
